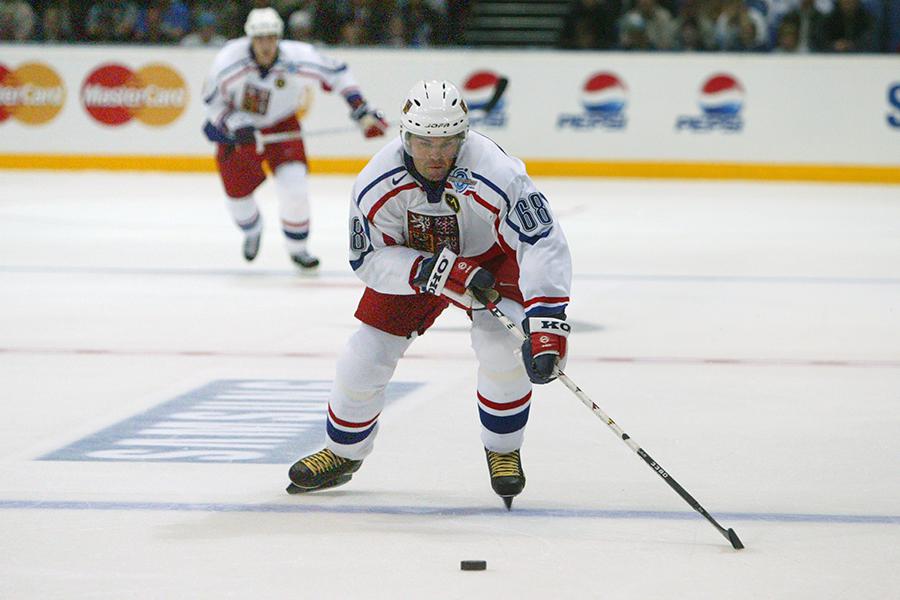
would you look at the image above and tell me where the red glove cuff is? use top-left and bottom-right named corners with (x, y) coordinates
top-left (445, 258), bottom-right (479, 295)
top-left (527, 317), bottom-right (571, 359)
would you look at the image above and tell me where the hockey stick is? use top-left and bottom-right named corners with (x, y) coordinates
top-left (254, 130), bottom-right (304, 153)
top-left (474, 293), bottom-right (745, 550)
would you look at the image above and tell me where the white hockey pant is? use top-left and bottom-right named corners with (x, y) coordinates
top-left (326, 298), bottom-right (531, 460)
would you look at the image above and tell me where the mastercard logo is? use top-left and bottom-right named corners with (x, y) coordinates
top-left (0, 62), bottom-right (66, 125)
top-left (81, 63), bottom-right (188, 126)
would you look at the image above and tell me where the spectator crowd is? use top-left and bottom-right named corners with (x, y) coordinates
top-left (1, 0), bottom-right (896, 52)
top-left (559, 0), bottom-right (898, 53)
top-left (0, 0), bottom-right (467, 46)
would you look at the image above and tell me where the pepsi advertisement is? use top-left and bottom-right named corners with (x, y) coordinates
top-left (0, 44), bottom-right (897, 179)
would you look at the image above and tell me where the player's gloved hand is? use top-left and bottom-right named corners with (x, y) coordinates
top-left (521, 313), bottom-right (570, 384)
top-left (411, 247), bottom-right (499, 305)
top-left (351, 104), bottom-right (389, 138)
top-left (232, 125), bottom-right (256, 146)
top-left (203, 121), bottom-right (234, 144)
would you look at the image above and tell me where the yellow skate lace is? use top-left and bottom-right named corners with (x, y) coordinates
top-left (301, 449), bottom-right (347, 475)
top-left (487, 450), bottom-right (521, 477)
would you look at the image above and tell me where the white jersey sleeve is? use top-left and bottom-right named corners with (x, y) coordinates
top-left (458, 134), bottom-right (572, 316)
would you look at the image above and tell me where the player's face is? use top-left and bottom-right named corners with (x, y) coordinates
top-left (251, 35), bottom-right (279, 68)
top-left (408, 134), bottom-right (463, 182)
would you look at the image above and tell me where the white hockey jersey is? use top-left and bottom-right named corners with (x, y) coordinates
top-left (350, 132), bottom-right (572, 316)
top-left (203, 37), bottom-right (361, 132)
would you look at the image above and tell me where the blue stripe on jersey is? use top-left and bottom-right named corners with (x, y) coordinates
top-left (472, 171), bottom-right (508, 202)
top-left (349, 247), bottom-right (373, 271)
top-left (281, 61), bottom-right (348, 75)
top-left (471, 172), bottom-right (553, 245)
top-left (327, 420), bottom-right (376, 445)
top-left (478, 405), bottom-right (530, 435)
top-left (355, 166), bottom-right (406, 209)
top-left (206, 58), bottom-right (254, 103)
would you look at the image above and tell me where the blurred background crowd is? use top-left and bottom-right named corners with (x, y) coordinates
top-left (1, 0), bottom-right (897, 52)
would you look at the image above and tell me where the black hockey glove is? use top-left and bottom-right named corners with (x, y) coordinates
top-left (521, 313), bottom-right (570, 384)
top-left (232, 125), bottom-right (256, 146)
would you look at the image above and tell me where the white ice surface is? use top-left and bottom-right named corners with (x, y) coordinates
top-left (0, 171), bottom-right (898, 599)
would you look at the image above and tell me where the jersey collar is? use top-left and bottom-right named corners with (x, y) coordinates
top-left (402, 151), bottom-right (452, 204)
top-left (249, 45), bottom-right (280, 79)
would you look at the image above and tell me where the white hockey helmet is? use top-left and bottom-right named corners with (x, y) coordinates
top-left (400, 80), bottom-right (469, 154)
top-left (244, 7), bottom-right (284, 38)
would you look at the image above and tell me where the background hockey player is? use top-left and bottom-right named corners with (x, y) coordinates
top-left (287, 80), bottom-right (573, 509)
top-left (202, 7), bottom-right (388, 269)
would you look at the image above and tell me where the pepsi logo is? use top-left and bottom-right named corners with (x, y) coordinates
top-left (462, 71), bottom-right (505, 112)
top-left (557, 71), bottom-right (628, 130)
top-left (699, 74), bottom-right (744, 116)
top-left (581, 72), bottom-right (627, 115)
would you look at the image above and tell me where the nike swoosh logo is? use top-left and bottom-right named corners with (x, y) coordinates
top-left (391, 173), bottom-right (406, 185)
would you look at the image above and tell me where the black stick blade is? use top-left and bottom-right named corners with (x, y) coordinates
top-left (727, 528), bottom-right (745, 550)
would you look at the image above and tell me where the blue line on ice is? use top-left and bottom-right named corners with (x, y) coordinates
top-left (0, 499), bottom-right (897, 524)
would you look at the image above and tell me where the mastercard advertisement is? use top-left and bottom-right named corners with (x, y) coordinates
top-left (0, 60), bottom-right (188, 128)
top-left (80, 63), bottom-right (188, 127)
top-left (0, 62), bottom-right (66, 125)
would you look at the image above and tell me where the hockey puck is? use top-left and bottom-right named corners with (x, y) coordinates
top-left (460, 560), bottom-right (486, 571)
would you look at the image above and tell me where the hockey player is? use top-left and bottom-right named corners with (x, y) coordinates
top-left (202, 7), bottom-right (388, 269)
top-left (287, 80), bottom-right (572, 508)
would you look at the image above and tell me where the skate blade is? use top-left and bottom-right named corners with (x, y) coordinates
top-left (285, 473), bottom-right (353, 495)
top-left (502, 496), bottom-right (513, 510)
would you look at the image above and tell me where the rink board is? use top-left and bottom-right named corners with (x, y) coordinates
top-left (0, 45), bottom-right (898, 183)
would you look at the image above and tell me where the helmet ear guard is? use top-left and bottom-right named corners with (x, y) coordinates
top-left (399, 80), bottom-right (469, 155)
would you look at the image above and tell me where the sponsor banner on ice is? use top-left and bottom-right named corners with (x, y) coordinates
top-left (41, 379), bottom-right (421, 463)
top-left (81, 62), bottom-right (188, 127)
top-left (0, 62), bottom-right (65, 126)
top-left (675, 73), bottom-right (745, 133)
top-left (557, 72), bottom-right (628, 131)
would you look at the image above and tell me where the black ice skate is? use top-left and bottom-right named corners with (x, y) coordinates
top-left (243, 231), bottom-right (261, 261)
top-left (286, 448), bottom-right (362, 494)
top-left (485, 448), bottom-right (526, 510)
top-left (290, 249), bottom-right (319, 269)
